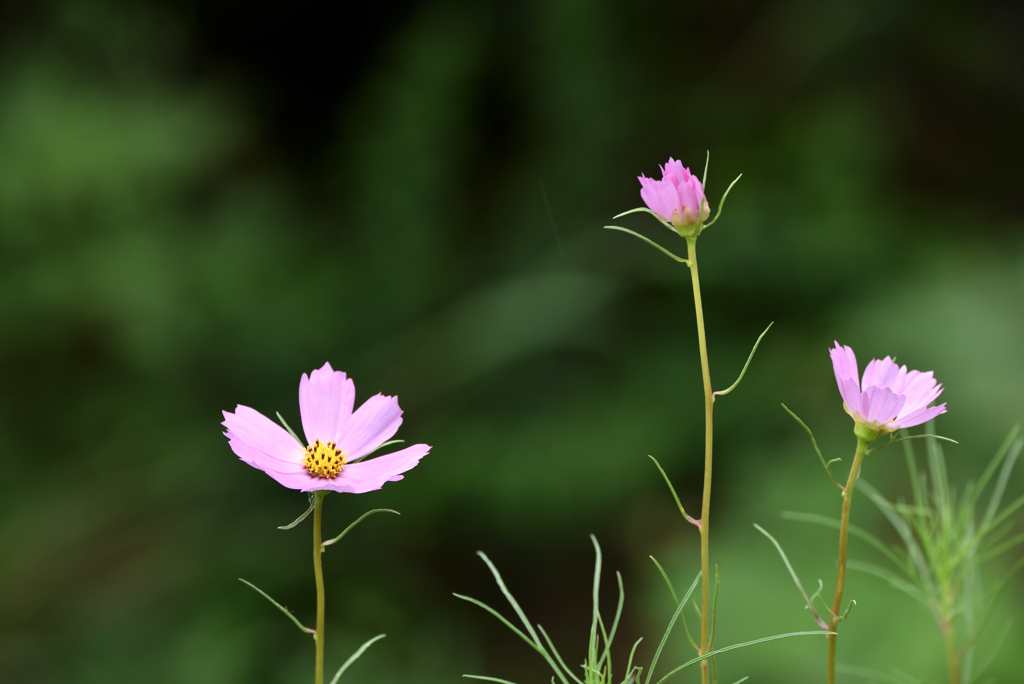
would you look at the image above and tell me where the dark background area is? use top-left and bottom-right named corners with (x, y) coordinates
top-left (1, 0), bottom-right (1023, 682)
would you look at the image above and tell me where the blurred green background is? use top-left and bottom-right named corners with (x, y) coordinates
top-left (2, 0), bottom-right (1023, 682)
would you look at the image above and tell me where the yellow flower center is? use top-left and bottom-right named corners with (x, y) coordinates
top-left (302, 439), bottom-right (346, 479)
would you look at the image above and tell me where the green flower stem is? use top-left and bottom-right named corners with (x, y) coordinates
top-left (313, 491), bottom-right (327, 684)
top-left (685, 235), bottom-right (714, 684)
top-left (827, 439), bottom-right (868, 684)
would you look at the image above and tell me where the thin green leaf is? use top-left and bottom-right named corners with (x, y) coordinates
top-left (653, 631), bottom-right (831, 684)
top-left (971, 619), bottom-right (1012, 680)
top-left (781, 404), bottom-right (844, 490)
top-left (453, 593), bottom-right (542, 655)
top-left (781, 511), bottom-right (909, 572)
top-left (728, 678), bottom-right (750, 684)
top-left (276, 411), bottom-right (304, 445)
top-left (352, 439), bottom-right (404, 460)
top-left (624, 638), bottom-right (643, 684)
top-left (536, 624), bottom-right (583, 684)
top-left (645, 572), bottom-right (701, 684)
top-left (604, 226), bottom-right (688, 263)
top-left (588, 535), bottom-right (603, 668)
top-left (753, 524), bottom-right (828, 630)
top-left (649, 556), bottom-right (679, 605)
top-left (868, 433), bottom-right (958, 455)
top-left (701, 151), bottom-right (709, 188)
top-left (972, 426), bottom-right (1021, 507)
top-left (713, 322), bottom-right (773, 398)
top-left (475, 552), bottom-right (568, 684)
top-left (979, 531), bottom-right (1024, 563)
top-left (328, 634), bottom-right (386, 684)
top-left (278, 497), bottom-right (317, 530)
top-left (463, 676), bottom-right (521, 684)
top-left (904, 440), bottom-right (925, 509)
top-left (648, 456), bottom-right (698, 525)
top-left (983, 438), bottom-right (1023, 528)
top-left (979, 494), bottom-right (1024, 540)
top-left (597, 571), bottom-right (626, 671)
top-left (709, 565), bottom-right (721, 649)
top-left (846, 561), bottom-right (929, 607)
top-left (612, 206), bottom-right (671, 226)
top-left (322, 509), bottom-right (400, 548)
top-left (238, 578), bottom-right (314, 634)
top-left (700, 174), bottom-right (742, 228)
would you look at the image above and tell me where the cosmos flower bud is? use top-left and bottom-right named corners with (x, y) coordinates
top-left (638, 158), bottom-right (711, 236)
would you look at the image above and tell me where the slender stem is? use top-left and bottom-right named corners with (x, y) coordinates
top-left (944, 620), bottom-right (960, 684)
top-left (313, 492), bottom-right (327, 684)
top-left (827, 440), bottom-right (868, 684)
top-left (686, 236), bottom-right (714, 684)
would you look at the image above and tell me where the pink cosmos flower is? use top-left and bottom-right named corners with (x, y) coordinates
top-left (829, 341), bottom-right (946, 435)
top-left (638, 158), bottom-right (711, 229)
top-left (222, 363), bottom-right (430, 493)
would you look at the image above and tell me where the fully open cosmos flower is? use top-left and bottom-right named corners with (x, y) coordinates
top-left (830, 341), bottom-right (946, 439)
top-left (222, 363), bottom-right (430, 493)
top-left (638, 157), bottom-right (710, 232)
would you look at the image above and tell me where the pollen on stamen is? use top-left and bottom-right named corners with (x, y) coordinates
top-left (302, 439), bottom-right (347, 479)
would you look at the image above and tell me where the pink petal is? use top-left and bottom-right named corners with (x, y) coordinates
top-left (661, 158), bottom-right (686, 181)
top-left (892, 403), bottom-right (947, 430)
top-left (299, 362), bottom-right (355, 445)
top-left (222, 406), bottom-right (305, 473)
top-left (340, 393), bottom-right (404, 460)
top-left (841, 379), bottom-right (863, 417)
top-left (862, 386), bottom-right (905, 425)
top-left (862, 357), bottom-right (900, 391)
top-left (640, 177), bottom-right (682, 222)
top-left (321, 444), bottom-right (430, 494)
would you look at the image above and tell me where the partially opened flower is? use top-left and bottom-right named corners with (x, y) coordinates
top-left (222, 363), bottom-right (429, 493)
top-left (638, 157), bottom-right (711, 234)
top-left (830, 341), bottom-right (946, 441)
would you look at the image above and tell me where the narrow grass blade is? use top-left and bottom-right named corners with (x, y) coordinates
top-left (982, 437), bottom-right (1022, 529)
top-left (728, 678), bottom-right (750, 684)
top-left (278, 498), bottom-right (317, 530)
top-left (624, 638), bottom-right (643, 684)
top-left (596, 570), bottom-right (626, 671)
top-left (238, 578), bottom-right (314, 634)
top-left (322, 509), bottom-right (400, 548)
top-left (604, 226), bottom-right (688, 263)
top-left (645, 572), bottom-right (701, 684)
top-left (589, 535), bottom-right (603, 665)
top-left (753, 524), bottom-right (828, 630)
top-left (328, 634), bottom-right (386, 684)
top-left (971, 619), bottom-right (1012, 680)
top-left (972, 426), bottom-right (1021, 506)
top-left (453, 593), bottom-right (543, 655)
top-left (781, 404), bottom-right (844, 490)
top-left (649, 556), bottom-right (679, 605)
top-left (276, 411), bottom-right (304, 445)
top-left (537, 624), bottom-right (584, 684)
top-left (648, 456), bottom-right (698, 525)
top-left (701, 151), bottom-right (709, 188)
top-left (653, 631), bottom-right (830, 684)
top-left (464, 677), bottom-right (521, 684)
top-left (475, 552), bottom-right (568, 684)
top-left (845, 561), bottom-right (929, 606)
top-left (714, 322), bottom-right (773, 398)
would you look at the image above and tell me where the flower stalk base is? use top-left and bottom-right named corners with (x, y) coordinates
top-left (826, 438), bottom-right (868, 684)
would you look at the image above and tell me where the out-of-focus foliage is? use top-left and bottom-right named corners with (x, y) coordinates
top-left (1, 1), bottom-right (1023, 683)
